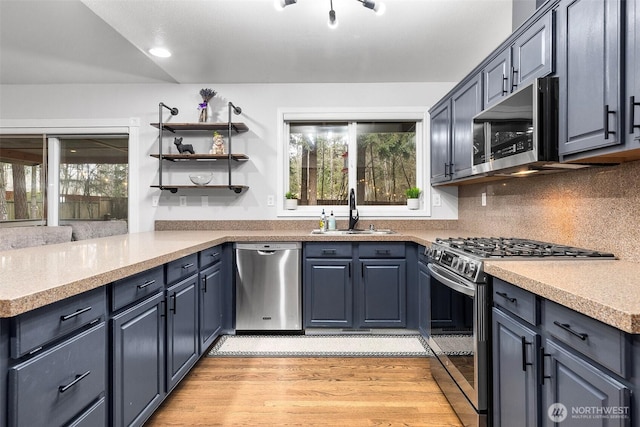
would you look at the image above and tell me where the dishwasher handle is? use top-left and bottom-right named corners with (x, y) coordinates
top-left (257, 250), bottom-right (277, 255)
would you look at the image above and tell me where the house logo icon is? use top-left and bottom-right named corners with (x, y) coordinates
top-left (548, 403), bottom-right (568, 422)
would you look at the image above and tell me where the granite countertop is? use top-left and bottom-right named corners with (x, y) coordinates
top-left (2, 230), bottom-right (640, 334)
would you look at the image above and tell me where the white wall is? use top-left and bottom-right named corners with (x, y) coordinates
top-left (0, 82), bottom-right (458, 231)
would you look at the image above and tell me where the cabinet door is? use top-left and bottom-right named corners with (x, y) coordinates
top-left (492, 308), bottom-right (538, 427)
top-left (166, 275), bottom-right (199, 391)
top-left (304, 259), bottom-right (353, 328)
top-left (430, 101), bottom-right (451, 183)
top-left (451, 74), bottom-right (482, 179)
top-left (359, 259), bottom-right (406, 327)
top-left (627, 0), bottom-right (640, 142)
top-left (511, 11), bottom-right (553, 91)
top-left (0, 320), bottom-right (7, 427)
top-left (557, 0), bottom-right (623, 157)
top-left (199, 262), bottom-right (222, 354)
top-left (418, 261), bottom-right (430, 336)
top-left (430, 274), bottom-right (464, 329)
top-left (483, 49), bottom-right (511, 108)
top-left (542, 339), bottom-right (630, 427)
top-left (112, 292), bottom-right (165, 427)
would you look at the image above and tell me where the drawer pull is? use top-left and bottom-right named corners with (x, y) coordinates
top-left (496, 292), bottom-right (517, 304)
top-left (553, 321), bottom-right (588, 340)
top-left (322, 249), bottom-right (337, 255)
top-left (521, 336), bottom-right (532, 372)
top-left (60, 306), bottom-right (92, 321)
top-left (182, 263), bottom-right (195, 270)
top-left (137, 280), bottom-right (156, 289)
top-left (59, 370), bottom-right (91, 393)
top-left (375, 249), bottom-right (391, 255)
top-left (208, 252), bottom-right (219, 257)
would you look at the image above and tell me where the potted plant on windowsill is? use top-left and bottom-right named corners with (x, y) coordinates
top-left (285, 191), bottom-right (298, 210)
top-left (405, 187), bottom-right (421, 210)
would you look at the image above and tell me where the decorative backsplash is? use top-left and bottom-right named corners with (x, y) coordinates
top-left (457, 159), bottom-right (640, 262)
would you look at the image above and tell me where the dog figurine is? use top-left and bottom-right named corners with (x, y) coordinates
top-left (174, 137), bottom-right (194, 154)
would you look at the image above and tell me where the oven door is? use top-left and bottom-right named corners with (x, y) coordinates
top-left (427, 263), bottom-right (489, 413)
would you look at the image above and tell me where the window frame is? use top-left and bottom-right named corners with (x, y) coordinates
top-left (277, 107), bottom-right (430, 218)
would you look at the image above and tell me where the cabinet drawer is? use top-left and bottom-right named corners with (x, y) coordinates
top-left (166, 253), bottom-right (198, 284)
top-left (493, 278), bottom-right (537, 325)
top-left (68, 397), bottom-right (106, 427)
top-left (111, 266), bottom-right (164, 312)
top-left (543, 300), bottom-right (630, 377)
top-left (11, 287), bottom-right (106, 358)
top-left (359, 243), bottom-right (405, 258)
top-left (305, 242), bottom-right (352, 258)
top-left (8, 323), bottom-right (106, 427)
top-left (199, 245), bottom-right (222, 269)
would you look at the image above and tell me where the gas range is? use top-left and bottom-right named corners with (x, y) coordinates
top-left (426, 237), bottom-right (616, 284)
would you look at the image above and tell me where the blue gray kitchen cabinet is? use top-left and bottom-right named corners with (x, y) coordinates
top-left (8, 322), bottom-right (107, 427)
top-left (492, 308), bottom-right (539, 427)
top-left (199, 260), bottom-right (222, 354)
top-left (304, 243), bottom-right (353, 328)
top-left (430, 100), bottom-right (451, 184)
top-left (557, 0), bottom-right (624, 159)
top-left (165, 274), bottom-right (199, 391)
top-left (483, 10), bottom-right (553, 108)
top-left (541, 338), bottom-right (630, 427)
top-left (0, 320), bottom-right (6, 427)
top-left (357, 243), bottom-right (406, 328)
top-left (111, 292), bottom-right (165, 427)
top-left (627, 0), bottom-right (640, 145)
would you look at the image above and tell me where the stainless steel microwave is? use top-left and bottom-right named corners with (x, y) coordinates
top-left (472, 77), bottom-right (559, 175)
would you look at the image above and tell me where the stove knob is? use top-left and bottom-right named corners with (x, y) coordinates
top-left (463, 262), bottom-right (471, 275)
top-left (460, 260), bottom-right (468, 274)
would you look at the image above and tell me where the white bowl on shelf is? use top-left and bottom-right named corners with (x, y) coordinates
top-left (189, 174), bottom-right (213, 186)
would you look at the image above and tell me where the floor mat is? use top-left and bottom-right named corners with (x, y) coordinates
top-left (208, 334), bottom-right (432, 358)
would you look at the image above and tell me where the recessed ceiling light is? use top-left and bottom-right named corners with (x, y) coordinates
top-left (149, 47), bottom-right (171, 58)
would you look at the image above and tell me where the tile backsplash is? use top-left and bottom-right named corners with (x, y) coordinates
top-left (458, 159), bottom-right (640, 261)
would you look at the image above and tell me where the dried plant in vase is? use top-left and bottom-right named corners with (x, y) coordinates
top-left (198, 88), bottom-right (217, 122)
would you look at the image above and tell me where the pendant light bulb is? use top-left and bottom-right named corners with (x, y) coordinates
top-left (328, 8), bottom-right (338, 28)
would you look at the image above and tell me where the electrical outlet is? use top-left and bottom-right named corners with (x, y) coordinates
top-left (179, 196), bottom-right (187, 206)
top-left (267, 195), bottom-right (275, 206)
top-left (481, 192), bottom-right (487, 207)
top-left (432, 193), bottom-right (441, 207)
top-left (152, 196), bottom-right (159, 207)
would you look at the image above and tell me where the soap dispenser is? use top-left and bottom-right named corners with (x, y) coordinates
top-left (320, 209), bottom-right (327, 232)
top-left (328, 210), bottom-right (336, 230)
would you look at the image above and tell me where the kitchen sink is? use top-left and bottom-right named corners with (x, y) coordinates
top-left (310, 229), bottom-right (397, 235)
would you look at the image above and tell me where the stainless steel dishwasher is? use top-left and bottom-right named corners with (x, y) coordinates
top-left (234, 242), bottom-right (302, 331)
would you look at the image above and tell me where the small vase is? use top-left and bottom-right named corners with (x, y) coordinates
top-left (198, 102), bottom-right (215, 122)
top-left (407, 198), bottom-right (420, 210)
top-left (285, 199), bottom-right (298, 210)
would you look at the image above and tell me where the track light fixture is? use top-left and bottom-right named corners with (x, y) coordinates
top-left (278, 0), bottom-right (384, 26)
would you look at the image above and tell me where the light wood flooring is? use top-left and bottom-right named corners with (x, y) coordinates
top-left (146, 356), bottom-right (463, 426)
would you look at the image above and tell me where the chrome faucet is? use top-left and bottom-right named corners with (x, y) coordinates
top-left (348, 188), bottom-right (359, 230)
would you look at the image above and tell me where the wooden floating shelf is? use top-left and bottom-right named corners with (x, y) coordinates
top-left (150, 122), bottom-right (249, 133)
top-left (150, 154), bottom-right (249, 162)
top-left (151, 185), bottom-right (248, 194)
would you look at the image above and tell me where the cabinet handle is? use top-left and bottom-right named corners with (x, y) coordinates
top-left (375, 249), bottom-right (391, 255)
top-left (170, 294), bottom-right (177, 314)
top-left (208, 252), bottom-right (219, 258)
top-left (348, 263), bottom-right (351, 278)
top-left (182, 262), bottom-right (195, 270)
top-left (59, 370), bottom-right (91, 393)
top-left (604, 105), bottom-right (616, 139)
top-left (521, 336), bottom-right (532, 372)
top-left (322, 249), bottom-right (337, 255)
top-left (202, 276), bottom-right (208, 293)
top-left (553, 321), bottom-right (588, 340)
top-left (444, 162), bottom-right (449, 177)
top-left (137, 280), bottom-right (156, 289)
top-left (631, 96), bottom-right (640, 133)
top-left (60, 306), bottom-right (92, 321)
top-left (361, 263), bottom-right (364, 277)
top-left (502, 75), bottom-right (508, 95)
top-left (160, 299), bottom-right (166, 318)
top-left (538, 346), bottom-right (551, 385)
top-left (511, 68), bottom-right (518, 92)
top-left (495, 291), bottom-right (517, 304)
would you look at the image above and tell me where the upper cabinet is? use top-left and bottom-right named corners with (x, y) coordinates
top-left (483, 12), bottom-right (553, 109)
top-left (556, 0), bottom-right (624, 160)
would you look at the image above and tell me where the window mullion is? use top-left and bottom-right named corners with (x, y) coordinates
top-left (47, 137), bottom-right (60, 226)
top-left (347, 121), bottom-right (358, 197)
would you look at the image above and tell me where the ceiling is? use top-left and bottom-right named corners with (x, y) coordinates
top-left (0, 0), bottom-right (514, 85)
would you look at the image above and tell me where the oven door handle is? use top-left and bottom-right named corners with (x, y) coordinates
top-left (427, 264), bottom-right (476, 298)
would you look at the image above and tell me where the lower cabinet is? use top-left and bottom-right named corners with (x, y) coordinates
top-left (541, 338), bottom-right (631, 427)
top-left (166, 274), bottom-right (199, 391)
top-left (111, 292), bottom-right (165, 427)
top-left (358, 259), bottom-right (406, 327)
top-left (199, 262), bottom-right (222, 354)
top-left (0, 320), bottom-right (6, 427)
top-left (492, 308), bottom-right (539, 427)
top-left (8, 322), bottom-right (107, 427)
top-left (304, 259), bottom-right (353, 328)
